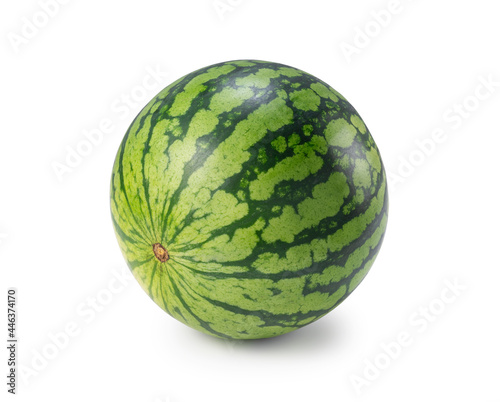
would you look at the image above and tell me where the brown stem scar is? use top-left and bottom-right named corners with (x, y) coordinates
top-left (153, 243), bottom-right (169, 262)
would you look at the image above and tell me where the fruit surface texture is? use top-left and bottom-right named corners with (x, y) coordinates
top-left (110, 60), bottom-right (388, 339)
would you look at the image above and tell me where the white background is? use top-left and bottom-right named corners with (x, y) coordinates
top-left (1, 0), bottom-right (499, 401)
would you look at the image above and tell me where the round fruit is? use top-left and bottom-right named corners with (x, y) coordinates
top-left (110, 60), bottom-right (388, 339)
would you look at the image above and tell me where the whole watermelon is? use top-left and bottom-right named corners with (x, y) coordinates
top-left (110, 60), bottom-right (388, 340)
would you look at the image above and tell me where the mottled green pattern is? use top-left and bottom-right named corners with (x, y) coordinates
top-left (110, 60), bottom-right (388, 339)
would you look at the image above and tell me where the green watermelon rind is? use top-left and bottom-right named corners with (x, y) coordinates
top-left (110, 60), bottom-right (388, 340)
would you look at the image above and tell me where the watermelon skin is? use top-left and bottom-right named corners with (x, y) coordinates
top-left (110, 60), bottom-right (388, 340)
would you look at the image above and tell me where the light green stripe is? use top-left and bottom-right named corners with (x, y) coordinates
top-left (169, 64), bottom-right (236, 116)
top-left (235, 68), bottom-right (281, 88)
top-left (249, 137), bottom-right (327, 201)
top-left (260, 172), bottom-right (350, 244)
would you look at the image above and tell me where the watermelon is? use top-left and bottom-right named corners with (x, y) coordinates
top-left (110, 60), bottom-right (388, 340)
